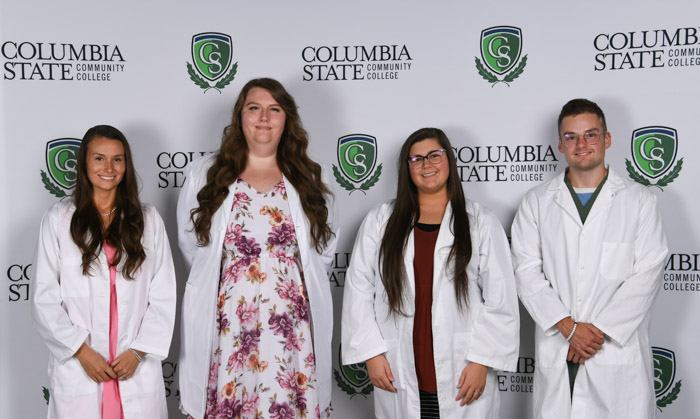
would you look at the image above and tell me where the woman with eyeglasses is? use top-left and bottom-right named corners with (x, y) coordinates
top-left (341, 127), bottom-right (519, 419)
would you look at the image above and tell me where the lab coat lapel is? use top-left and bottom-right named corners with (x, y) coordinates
top-left (433, 203), bottom-right (454, 296)
top-left (551, 174), bottom-right (582, 226)
top-left (585, 169), bottom-right (622, 224)
top-left (404, 228), bottom-right (416, 305)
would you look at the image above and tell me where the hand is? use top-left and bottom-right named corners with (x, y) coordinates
top-left (366, 354), bottom-right (396, 393)
top-left (455, 362), bottom-right (487, 406)
top-left (556, 318), bottom-right (604, 360)
top-left (110, 349), bottom-right (144, 381)
top-left (567, 346), bottom-right (585, 364)
top-left (75, 343), bottom-right (116, 383)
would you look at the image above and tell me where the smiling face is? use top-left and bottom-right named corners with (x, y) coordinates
top-left (86, 136), bottom-right (125, 200)
top-left (241, 87), bottom-right (286, 154)
top-left (558, 112), bottom-right (611, 175)
top-left (408, 138), bottom-right (449, 196)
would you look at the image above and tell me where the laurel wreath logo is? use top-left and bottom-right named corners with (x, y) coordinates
top-left (657, 380), bottom-right (681, 411)
top-left (333, 164), bottom-right (382, 195)
top-left (333, 368), bottom-right (374, 398)
top-left (43, 387), bottom-right (50, 405)
top-left (625, 158), bottom-right (683, 191)
top-left (41, 170), bottom-right (68, 199)
top-left (475, 55), bottom-right (528, 87)
top-left (186, 62), bottom-right (238, 93)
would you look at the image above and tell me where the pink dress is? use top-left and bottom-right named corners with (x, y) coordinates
top-left (102, 241), bottom-right (123, 419)
top-left (202, 179), bottom-right (331, 419)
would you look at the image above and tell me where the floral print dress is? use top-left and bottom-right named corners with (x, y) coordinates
top-left (203, 178), bottom-right (329, 419)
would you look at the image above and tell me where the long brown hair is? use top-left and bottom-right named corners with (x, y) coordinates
top-left (379, 127), bottom-right (472, 316)
top-left (70, 125), bottom-right (145, 279)
top-left (190, 77), bottom-right (333, 251)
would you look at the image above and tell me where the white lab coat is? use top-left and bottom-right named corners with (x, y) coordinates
top-left (511, 168), bottom-right (668, 419)
top-left (177, 155), bottom-right (338, 419)
top-left (342, 199), bottom-right (519, 419)
top-left (31, 201), bottom-right (177, 419)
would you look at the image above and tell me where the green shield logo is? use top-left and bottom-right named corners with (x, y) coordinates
top-left (338, 134), bottom-right (377, 183)
top-left (632, 127), bottom-right (677, 179)
top-left (192, 32), bottom-right (232, 81)
top-left (46, 139), bottom-right (80, 189)
top-left (333, 345), bottom-right (373, 398)
top-left (481, 26), bottom-right (522, 75)
top-left (653, 347), bottom-right (675, 397)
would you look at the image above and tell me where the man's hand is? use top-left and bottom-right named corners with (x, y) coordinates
top-left (366, 354), bottom-right (396, 393)
top-left (556, 317), bottom-right (605, 360)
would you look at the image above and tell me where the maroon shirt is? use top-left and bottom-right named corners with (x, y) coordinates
top-left (413, 223), bottom-right (440, 392)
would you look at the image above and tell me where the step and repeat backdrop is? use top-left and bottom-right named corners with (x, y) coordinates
top-left (2, 0), bottom-right (699, 417)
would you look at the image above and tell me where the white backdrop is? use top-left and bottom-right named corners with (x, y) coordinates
top-left (2, 0), bottom-right (699, 417)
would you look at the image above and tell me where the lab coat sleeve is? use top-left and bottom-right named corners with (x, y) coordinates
top-left (30, 204), bottom-right (89, 363)
top-left (591, 192), bottom-right (667, 346)
top-left (177, 157), bottom-right (207, 271)
top-left (129, 206), bottom-right (177, 360)
top-left (466, 209), bottom-right (520, 372)
top-left (511, 192), bottom-right (571, 335)
top-left (320, 165), bottom-right (339, 271)
top-left (341, 205), bottom-right (388, 365)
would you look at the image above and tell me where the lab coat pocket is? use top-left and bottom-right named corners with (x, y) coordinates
top-left (594, 335), bottom-right (640, 365)
top-left (453, 333), bottom-right (469, 367)
top-left (384, 339), bottom-right (404, 390)
top-left (50, 355), bottom-right (98, 395)
top-left (59, 257), bottom-right (90, 297)
top-left (453, 333), bottom-right (469, 385)
top-left (600, 242), bottom-right (634, 281)
top-left (535, 333), bottom-right (566, 369)
top-left (121, 357), bottom-right (162, 396)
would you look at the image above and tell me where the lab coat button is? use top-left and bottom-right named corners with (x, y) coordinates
top-left (121, 299), bottom-right (128, 305)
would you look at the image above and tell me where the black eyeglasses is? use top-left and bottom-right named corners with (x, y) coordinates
top-left (408, 149), bottom-right (446, 169)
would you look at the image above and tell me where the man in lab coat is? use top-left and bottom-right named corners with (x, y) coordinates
top-left (511, 98), bottom-right (668, 418)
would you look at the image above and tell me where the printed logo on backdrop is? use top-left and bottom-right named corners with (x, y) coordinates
top-left (475, 26), bottom-right (528, 87)
top-left (333, 134), bottom-right (382, 194)
top-left (186, 32), bottom-right (238, 93)
top-left (334, 346), bottom-right (373, 398)
top-left (7, 263), bottom-right (31, 302)
top-left (2, 41), bottom-right (125, 81)
top-left (157, 151), bottom-right (213, 188)
top-left (663, 253), bottom-right (700, 293)
top-left (594, 27), bottom-right (700, 71)
top-left (328, 253), bottom-right (350, 287)
top-left (41, 138), bottom-right (81, 198)
top-left (452, 144), bottom-right (557, 183)
top-left (497, 357), bottom-right (534, 393)
top-left (302, 45), bottom-right (412, 81)
top-left (625, 126), bottom-right (683, 190)
top-left (653, 347), bottom-right (682, 412)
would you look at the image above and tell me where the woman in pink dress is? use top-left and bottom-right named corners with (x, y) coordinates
top-left (178, 78), bottom-right (338, 419)
top-left (32, 125), bottom-right (177, 418)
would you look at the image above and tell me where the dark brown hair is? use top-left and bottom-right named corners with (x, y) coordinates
top-left (190, 77), bottom-right (333, 251)
top-left (70, 125), bottom-right (145, 279)
top-left (557, 98), bottom-right (607, 133)
top-left (379, 127), bottom-right (472, 316)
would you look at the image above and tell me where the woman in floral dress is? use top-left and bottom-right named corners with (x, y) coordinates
top-left (178, 78), bottom-right (338, 419)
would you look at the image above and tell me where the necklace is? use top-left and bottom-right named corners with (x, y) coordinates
top-left (100, 207), bottom-right (116, 217)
